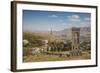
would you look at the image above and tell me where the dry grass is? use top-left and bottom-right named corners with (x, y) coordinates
top-left (23, 52), bottom-right (91, 62)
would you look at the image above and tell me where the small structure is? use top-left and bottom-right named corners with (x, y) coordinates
top-left (23, 39), bottom-right (29, 46)
top-left (71, 27), bottom-right (81, 56)
top-left (30, 47), bottom-right (40, 55)
top-left (42, 40), bottom-right (48, 52)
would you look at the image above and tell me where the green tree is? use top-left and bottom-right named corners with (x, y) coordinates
top-left (80, 41), bottom-right (91, 51)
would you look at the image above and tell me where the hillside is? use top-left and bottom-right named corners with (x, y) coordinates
top-left (53, 27), bottom-right (91, 42)
top-left (23, 26), bottom-right (91, 43)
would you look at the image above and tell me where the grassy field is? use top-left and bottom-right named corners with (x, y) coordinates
top-left (23, 52), bottom-right (91, 62)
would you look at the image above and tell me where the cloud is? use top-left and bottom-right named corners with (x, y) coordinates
top-left (48, 14), bottom-right (58, 18)
top-left (84, 17), bottom-right (90, 21)
top-left (61, 23), bottom-right (66, 25)
top-left (80, 21), bottom-right (90, 27)
top-left (68, 15), bottom-right (80, 22)
top-left (59, 19), bottom-right (63, 22)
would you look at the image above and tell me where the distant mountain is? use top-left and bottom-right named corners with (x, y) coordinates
top-left (52, 27), bottom-right (91, 41)
top-left (80, 27), bottom-right (91, 42)
top-left (24, 27), bottom-right (91, 42)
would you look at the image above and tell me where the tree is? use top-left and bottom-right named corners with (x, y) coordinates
top-left (23, 32), bottom-right (44, 47)
top-left (80, 41), bottom-right (91, 51)
top-left (62, 40), bottom-right (72, 51)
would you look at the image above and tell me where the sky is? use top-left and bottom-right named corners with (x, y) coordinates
top-left (23, 10), bottom-right (91, 32)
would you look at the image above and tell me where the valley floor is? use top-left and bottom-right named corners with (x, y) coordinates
top-left (23, 52), bottom-right (91, 62)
